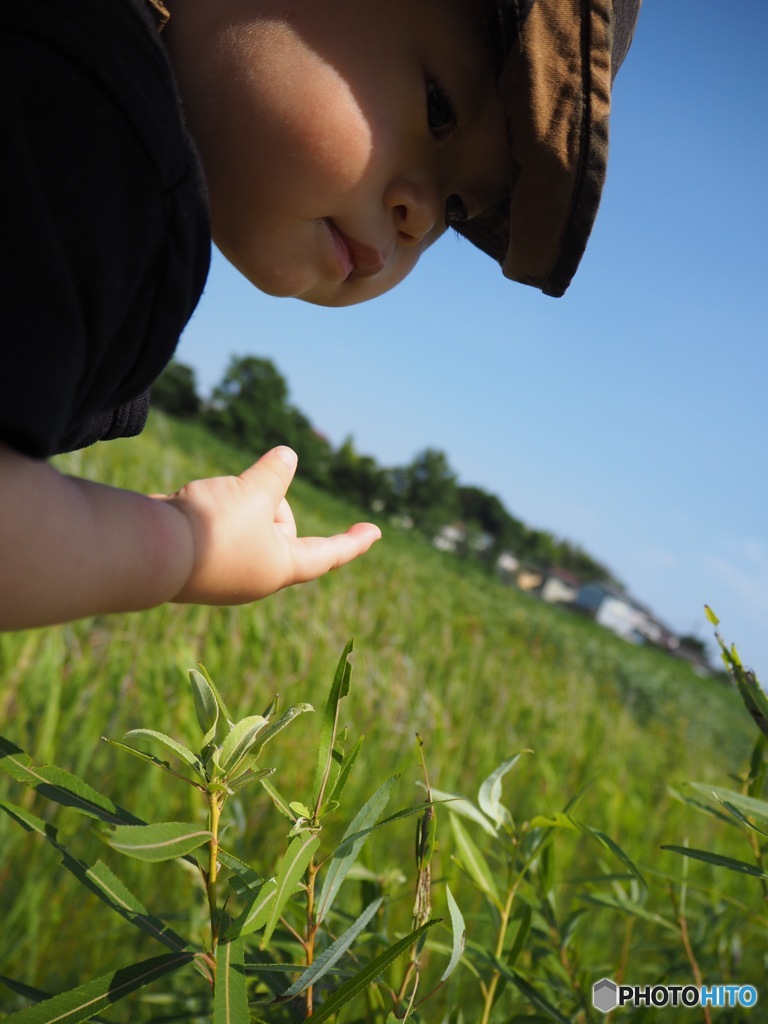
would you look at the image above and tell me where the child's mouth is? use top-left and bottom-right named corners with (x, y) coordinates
top-left (324, 220), bottom-right (386, 280)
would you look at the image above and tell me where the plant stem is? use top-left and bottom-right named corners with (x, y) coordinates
top-left (207, 790), bottom-right (223, 956)
top-left (668, 886), bottom-right (711, 1024)
top-left (479, 884), bottom-right (516, 1024)
top-left (305, 856), bottom-right (319, 1016)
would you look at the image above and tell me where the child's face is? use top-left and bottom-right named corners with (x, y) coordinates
top-left (166, 0), bottom-right (508, 307)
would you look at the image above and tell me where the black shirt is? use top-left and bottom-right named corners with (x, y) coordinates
top-left (0, 0), bottom-right (210, 457)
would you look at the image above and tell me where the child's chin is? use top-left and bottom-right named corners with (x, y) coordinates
top-left (296, 285), bottom-right (392, 308)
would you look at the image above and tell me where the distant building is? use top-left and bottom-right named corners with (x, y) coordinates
top-left (576, 583), bottom-right (649, 643)
top-left (516, 568), bottom-right (544, 592)
top-left (575, 582), bottom-right (682, 652)
top-left (539, 567), bottom-right (580, 605)
top-left (433, 523), bottom-right (493, 554)
top-left (433, 523), bottom-right (465, 553)
top-left (496, 551), bottom-right (520, 579)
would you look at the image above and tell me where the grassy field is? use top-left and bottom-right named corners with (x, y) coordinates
top-left (0, 413), bottom-right (763, 1022)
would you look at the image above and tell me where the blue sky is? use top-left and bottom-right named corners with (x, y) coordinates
top-left (175, 1), bottom-right (768, 677)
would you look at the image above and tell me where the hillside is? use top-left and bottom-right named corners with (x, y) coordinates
top-left (0, 411), bottom-right (761, 1021)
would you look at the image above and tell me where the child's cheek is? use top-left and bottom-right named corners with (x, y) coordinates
top-left (282, 69), bottom-right (375, 193)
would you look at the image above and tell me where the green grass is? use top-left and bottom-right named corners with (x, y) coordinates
top-left (0, 412), bottom-right (762, 1020)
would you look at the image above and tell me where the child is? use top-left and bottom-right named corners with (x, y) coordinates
top-left (0, 0), bottom-right (640, 629)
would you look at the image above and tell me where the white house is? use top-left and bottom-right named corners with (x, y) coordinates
top-left (575, 583), bottom-right (648, 643)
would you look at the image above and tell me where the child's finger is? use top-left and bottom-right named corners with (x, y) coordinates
top-left (239, 446), bottom-right (298, 509)
top-left (275, 497), bottom-right (297, 537)
top-left (288, 523), bottom-right (381, 582)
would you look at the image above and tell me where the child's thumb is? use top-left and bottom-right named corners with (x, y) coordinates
top-left (240, 446), bottom-right (298, 505)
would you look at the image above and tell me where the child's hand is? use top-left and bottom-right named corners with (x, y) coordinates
top-left (157, 446), bottom-right (381, 605)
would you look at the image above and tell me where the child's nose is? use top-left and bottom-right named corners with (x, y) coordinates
top-left (384, 179), bottom-right (441, 246)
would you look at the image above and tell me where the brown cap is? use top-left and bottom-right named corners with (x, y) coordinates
top-left (458, 0), bottom-right (641, 297)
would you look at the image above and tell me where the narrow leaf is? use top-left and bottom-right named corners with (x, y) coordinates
top-left (227, 767), bottom-right (275, 794)
top-left (719, 799), bottom-right (768, 839)
top-left (108, 822), bottom-right (212, 862)
top-left (225, 880), bottom-right (278, 940)
top-left (449, 815), bottom-right (500, 906)
top-left (2, 952), bottom-right (194, 1024)
top-left (422, 783), bottom-right (497, 836)
top-left (0, 802), bottom-right (190, 950)
top-left (236, 704), bottom-right (314, 776)
top-left (713, 628), bottom-right (768, 736)
top-left (506, 904), bottom-right (533, 967)
top-left (195, 664), bottom-right (234, 726)
top-left (529, 812), bottom-right (578, 832)
top-left (82, 860), bottom-right (190, 950)
top-left (189, 669), bottom-right (219, 746)
top-left (102, 738), bottom-right (202, 788)
top-left (328, 735), bottom-right (364, 806)
top-left (530, 813), bottom-right (647, 889)
top-left (477, 753), bottom-right (530, 831)
top-left (277, 897), bottom-right (384, 1001)
top-left (668, 786), bottom-right (735, 826)
top-left (123, 729), bottom-right (201, 772)
top-left (579, 893), bottom-right (678, 932)
top-left (309, 920), bottom-right (439, 1024)
top-left (464, 942), bottom-right (571, 1023)
top-left (261, 834), bottom-right (320, 948)
top-left (0, 979), bottom-right (116, 1024)
top-left (0, 737), bottom-right (142, 826)
top-left (218, 849), bottom-right (264, 895)
top-left (260, 778), bottom-right (298, 822)
top-left (216, 716), bottom-right (268, 775)
top-left (313, 639), bottom-right (354, 808)
top-left (662, 844), bottom-right (768, 878)
top-left (316, 775), bottom-right (398, 924)
top-left (214, 938), bottom-right (249, 1024)
top-left (440, 886), bottom-right (466, 982)
top-left (580, 825), bottom-right (647, 890)
top-left (687, 784), bottom-right (768, 823)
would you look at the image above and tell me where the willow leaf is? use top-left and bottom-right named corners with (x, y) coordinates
top-left (313, 639), bottom-right (354, 808)
top-left (449, 815), bottom-right (500, 907)
top-left (309, 920), bottom-right (439, 1024)
top-left (123, 729), bottom-right (201, 772)
top-left (316, 775), bottom-right (397, 924)
top-left (440, 886), bottom-right (466, 982)
top-left (2, 953), bottom-right (194, 1024)
top-left (478, 752), bottom-right (530, 831)
top-left (0, 737), bottom-right (141, 826)
top-left (108, 822), bottom-right (212, 862)
top-left (277, 897), bottom-right (384, 1001)
top-left (216, 716), bottom-right (269, 775)
top-left (189, 669), bottom-right (219, 745)
top-left (261, 834), bottom-right (320, 948)
top-left (214, 939), bottom-right (249, 1024)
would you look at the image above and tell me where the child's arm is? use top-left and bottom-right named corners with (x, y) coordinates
top-left (0, 442), bottom-right (380, 630)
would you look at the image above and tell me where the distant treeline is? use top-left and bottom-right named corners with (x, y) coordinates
top-left (152, 356), bottom-right (620, 587)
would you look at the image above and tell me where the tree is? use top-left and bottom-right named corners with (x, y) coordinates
top-left (204, 356), bottom-right (332, 484)
top-left (401, 448), bottom-right (458, 534)
top-left (457, 485), bottom-right (527, 556)
top-left (204, 356), bottom-right (292, 450)
top-left (150, 361), bottom-right (200, 418)
top-left (330, 437), bottom-right (389, 510)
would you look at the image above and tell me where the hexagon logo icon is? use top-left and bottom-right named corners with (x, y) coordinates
top-left (593, 978), bottom-right (618, 1013)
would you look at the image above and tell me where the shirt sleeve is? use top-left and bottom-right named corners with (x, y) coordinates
top-left (0, 3), bottom-right (209, 457)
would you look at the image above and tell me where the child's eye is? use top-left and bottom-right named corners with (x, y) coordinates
top-left (426, 78), bottom-right (457, 137)
top-left (445, 194), bottom-right (468, 225)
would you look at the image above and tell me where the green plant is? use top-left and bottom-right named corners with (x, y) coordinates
top-left (662, 610), bottom-right (768, 979)
top-left (0, 642), bottom-right (466, 1023)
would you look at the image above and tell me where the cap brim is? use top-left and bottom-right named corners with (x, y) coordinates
top-left (459, 0), bottom-right (630, 297)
